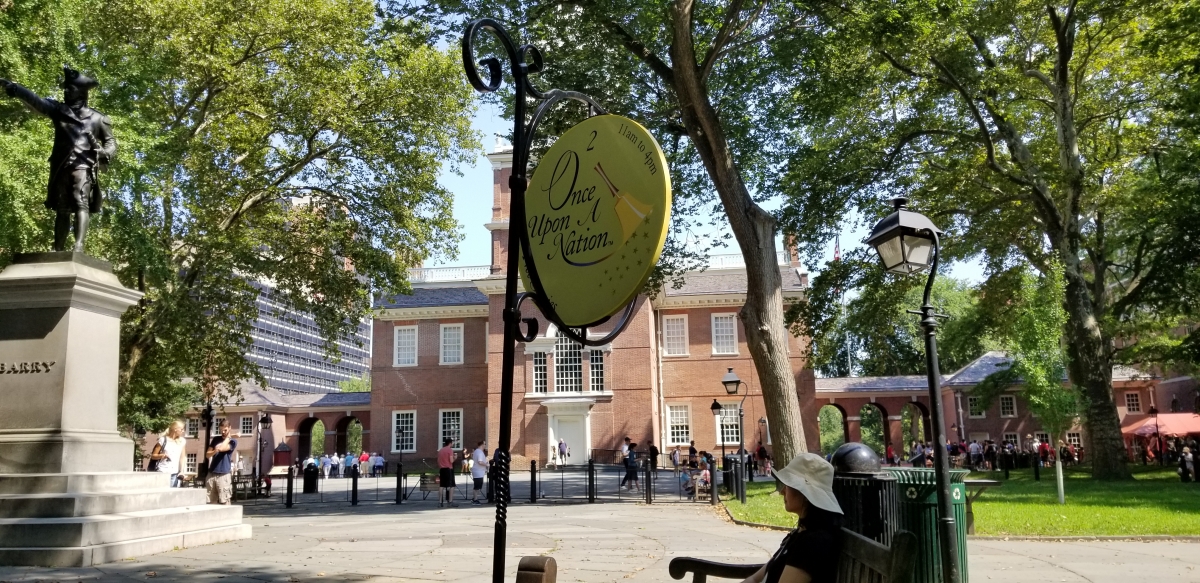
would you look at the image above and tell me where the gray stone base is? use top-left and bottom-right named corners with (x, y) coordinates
top-left (0, 523), bottom-right (252, 567)
top-left (0, 431), bottom-right (133, 475)
top-left (0, 472), bottom-right (251, 567)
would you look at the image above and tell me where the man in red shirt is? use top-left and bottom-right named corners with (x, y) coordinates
top-left (438, 438), bottom-right (458, 508)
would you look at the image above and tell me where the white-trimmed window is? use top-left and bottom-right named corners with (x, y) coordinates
top-left (711, 314), bottom-right (738, 355)
top-left (663, 315), bottom-right (688, 356)
top-left (185, 453), bottom-right (197, 474)
top-left (668, 404), bottom-right (691, 445)
top-left (393, 325), bottom-right (418, 367)
top-left (968, 396), bottom-right (986, 419)
top-left (440, 409), bottom-right (463, 449)
top-left (1035, 432), bottom-right (1050, 444)
top-left (716, 403), bottom-right (741, 445)
top-left (554, 333), bottom-right (583, 392)
top-left (186, 418), bottom-right (199, 437)
top-left (215, 417), bottom-right (227, 430)
top-left (1066, 432), bottom-right (1082, 447)
top-left (392, 410), bottom-right (416, 453)
top-left (240, 416), bottom-right (254, 436)
top-left (1003, 432), bottom-right (1018, 445)
top-left (1124, 391), bottom-right (1141, 413)
top-left (532, 352), bottom-right (547, 393)
top-left (589, 351), bottom-right (605, 392)
top-left (440, 324), bottom-right (463, 365)
top-left (999, 395), bottom-right (1017, 418)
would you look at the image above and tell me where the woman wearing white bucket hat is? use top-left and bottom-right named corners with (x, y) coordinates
top-left (740, 453), bottom-right (843, 583)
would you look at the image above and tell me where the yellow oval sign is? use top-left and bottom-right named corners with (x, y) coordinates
top-left (522, 115), bottom-right (671, 326)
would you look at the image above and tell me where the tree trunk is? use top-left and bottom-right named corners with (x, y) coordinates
top-left (1060, 258), bottom-right (1130, 479)
top-left (669, 0), bottom-right (810, 462)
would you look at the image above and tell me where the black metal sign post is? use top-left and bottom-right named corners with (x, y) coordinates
top-left (462, 19), bottom-right (641, 583)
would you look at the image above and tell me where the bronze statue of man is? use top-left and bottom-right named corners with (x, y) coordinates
top-left (0, 66), bottom-right (116, 252)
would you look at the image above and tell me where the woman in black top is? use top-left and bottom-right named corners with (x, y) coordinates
top-left (741, 453), bottom-right (844, 583)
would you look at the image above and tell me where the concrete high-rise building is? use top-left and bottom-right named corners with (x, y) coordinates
top-left (247, 282), bottom-right (371, 394)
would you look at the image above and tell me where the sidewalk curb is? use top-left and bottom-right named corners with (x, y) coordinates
top-left (722, 506), bottom-right (792, 532)
top-left (723, 507), bottom-right (1200, 541)
top-left (971, 535), bottom-right (1200, 542)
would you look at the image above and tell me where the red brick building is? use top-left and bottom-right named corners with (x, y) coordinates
top-left (370, 145), bottom-right (813, 467)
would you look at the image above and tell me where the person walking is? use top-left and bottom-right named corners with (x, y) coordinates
top-left (205, 423), bottom-right (238, 505)
top-left (620, 442), bottom-right (640, 492)
top-left (471, 441), bottom-right (489, 505)
top-left (558, 438), bottom-right (569, 467)
top-left (648, 442), bottom-right (660, 478)
top-left (358, 451), bottom-right (369, 476)
top-left (344, 452), bottom-right (355, 476)
top-left (374, 453), bottom-right (385, 477)
top-left (437, 438), bottom-right (458, 507)
top-left (320, 454), bottom-right (331, 479)
top-left (688, 441), bottom-right (698, 468)
top-left (151, 420), bottom-right (187, 487)
top-left (671, 446), bottom-right (682, 472)
top-left (330, 453), bottom-right (341, 478)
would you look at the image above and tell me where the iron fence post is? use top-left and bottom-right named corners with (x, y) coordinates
top-left (587, 459), bottom-right (595, 503)
top-left (285, 468), bottom-right (293, 508)
top-left (530, 460), bottom-right (537, 503)
top-left (396, 463), bottom-right (403, 504)
top-left (351, 470), bottom-right (359, 506)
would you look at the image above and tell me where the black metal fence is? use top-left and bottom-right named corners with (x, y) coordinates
top-left (235, 458), bottom-right (726, 508)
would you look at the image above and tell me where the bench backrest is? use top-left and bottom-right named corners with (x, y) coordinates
top-left (837, 528), bottom-right (917, 583)
top-left (667, 528), bottom-right (917, 583)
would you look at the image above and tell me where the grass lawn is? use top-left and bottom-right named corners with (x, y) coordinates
top-left (724, 464), bottom-right (1200, 536)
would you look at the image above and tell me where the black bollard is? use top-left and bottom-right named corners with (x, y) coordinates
top-left (530, 460), bottom-right (537, 503)
top-left (644, 459), bottom-right (652, 505)
top-left (1033, 456), bottom-right (1041, 481)
top-left (286, 468), bottom-right (294, 508)
top-left (351, 468), bottom-right (359, 505)
top-left (487, 465), bottom-right (495, 503)
top-left (396, 462), bottom-right (404, 504)
top-left (587, 459), bottom-right (595, 503)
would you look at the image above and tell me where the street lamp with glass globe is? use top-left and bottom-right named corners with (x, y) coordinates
top-left (721, 368), bottom-right (748, 504)
top-left (710, 399), bottom-right (725, 463)
top-left (255, 413), bottom-right (273, 495)
top-left (866, 197), bottom-right (961, 583)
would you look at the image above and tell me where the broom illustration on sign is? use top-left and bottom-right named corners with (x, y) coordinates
top-left (594, 162), bottom-right (652, 244)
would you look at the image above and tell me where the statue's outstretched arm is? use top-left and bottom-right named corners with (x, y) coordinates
top-left (0, 79), bottom-right (59, 118)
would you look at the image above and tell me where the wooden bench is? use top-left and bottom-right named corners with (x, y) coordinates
top-left (669, 528), bottom-right (917, 583)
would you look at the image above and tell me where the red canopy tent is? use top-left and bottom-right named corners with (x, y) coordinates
top-left (1121, 413), bottom-right (1200, 437)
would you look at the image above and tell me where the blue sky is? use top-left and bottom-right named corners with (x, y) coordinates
top-left (434, 103), bottom-right (986, 284)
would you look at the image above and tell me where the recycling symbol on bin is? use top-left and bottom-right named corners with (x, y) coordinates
top-left (952, 488), bottom-right (962, 501)
top-left (906, 486), bottom-right (918, 500)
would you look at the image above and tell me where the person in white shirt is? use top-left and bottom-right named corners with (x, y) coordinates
top-left (303, 454), bottom-right (316, 470)
top-left (330, 453), bottom-right (341, 478)
top-left (471, 441), bottom-right (489, 505)
top-left (152, 420), bottom-right (187, 487)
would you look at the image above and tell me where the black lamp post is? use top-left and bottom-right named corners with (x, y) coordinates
top-left (721, 368), bottom-right (747, 504)
top-left (710, 399), bottom-right (725, 462)
top-left (866, 197), bottom-right (961, 583)
top-left (199, 402), bottom-right (214, 481)
top-left (256, 413), bottom-right (273, 495)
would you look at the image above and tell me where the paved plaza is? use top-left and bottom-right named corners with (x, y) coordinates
top-left (1, 488), bottom-right (1198, 583)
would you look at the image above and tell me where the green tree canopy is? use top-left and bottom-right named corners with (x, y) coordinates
top-left (0, 0), bottom-right (478, 433)
top-left (777, 0), bottom-right (1200, 479)
top-left (793, 248), bottom-right (995, 377)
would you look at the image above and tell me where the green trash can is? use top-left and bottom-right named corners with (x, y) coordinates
top-left (883, 468), bottom-right (969, 583)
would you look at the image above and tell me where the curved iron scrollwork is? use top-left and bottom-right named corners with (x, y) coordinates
top-left (463, 19), bottom-right (647, 583)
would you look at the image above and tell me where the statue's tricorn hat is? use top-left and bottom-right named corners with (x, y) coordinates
top-left (60, 65), bottom-right (99, 90)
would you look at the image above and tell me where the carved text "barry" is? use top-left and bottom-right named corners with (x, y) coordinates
top-left (0, 362), bottom-right (56, 374)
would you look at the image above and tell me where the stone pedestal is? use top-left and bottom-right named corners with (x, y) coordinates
top-left (0, 253), bottom-right (250, 567)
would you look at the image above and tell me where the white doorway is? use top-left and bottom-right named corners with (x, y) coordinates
top-left (553, 416), bottom-right (586, 466)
